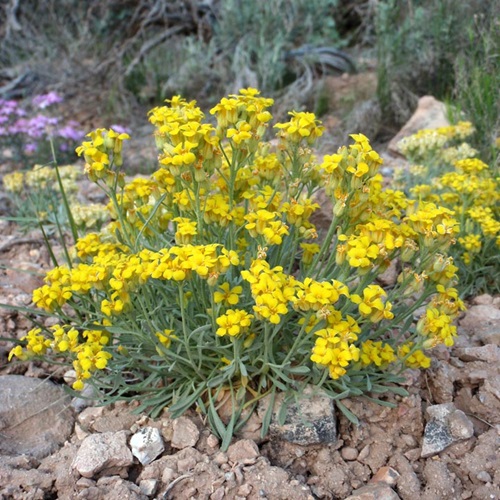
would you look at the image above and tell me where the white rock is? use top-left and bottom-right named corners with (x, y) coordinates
top-left (130, 427), bottom-right (165, 465)
top-left (72, 431), bottom-right (134, 478)
top-left (421, 403), bottom-right (473, 458)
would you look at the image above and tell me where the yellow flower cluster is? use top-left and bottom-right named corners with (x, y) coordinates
top-left (76, 128), bottom-right (130, 182)
top-left (398, 121), bottom-right (474, 161)
top-left (3, 164), bottom-right (80, 196)
top-left (351, 285), bottom-right (394, 322)
top-left (216, 309), bottom-right (254, 337)
top-left (398, 342), bottom-right (431, 369)
top-left (359, 340), bottom-right (396, 367)
top-left (275, 111), bottom-right (324, 145)
top-left (310, 313), bottom-right (361, 379)
top-left (9, 323), bottom-right (112, 390)
top-left (71, 203), bottom-right (108, 229)
top-left (9, 88), bottom-right (464, 403)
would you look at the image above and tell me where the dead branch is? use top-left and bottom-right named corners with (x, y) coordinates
top-left (125, 24), bottom-right (187, 77)
top-left (0, 238), bottom-right (42, 253)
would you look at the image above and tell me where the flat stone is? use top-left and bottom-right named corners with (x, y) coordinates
top-left (341, 446), bottom-right (359, 461)
top-left (227, 439), bottom-right (260, 465)
top-left (345, 483), bottom-right (401, 500)
top-left (370, 466), bottom-right (400, 486)
top-left (139, 479), bottom-right (158, 496)
top-left (421, 404), bottom-right (474, 458)
top-left (460, 306), bottom-right (500, 331)
top-left (0, 375), bottom-right (75, 458)
top-left (472, 294), bottom-right (494, 306)
top-left (455, 345), bottom-right (500, 364)
top-left (474, 323), bottom-right (500, 346)
top-left (72, 431), bottom-right (134, 478)
top-left (171, 416), bottom-right (200, 449)
top-left (388, 95), bottom-right (449, 155)
top-left (258, 386), bottom-right (337, 446)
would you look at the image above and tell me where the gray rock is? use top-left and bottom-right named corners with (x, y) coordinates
top-left (474, 322), bottom-right (500, 346)
top-left (130, 427), bottom-right (165, 465)
top-left (345, 483), bottom-right (401, 500)
top-left (471, 294), bottom-right (494, 306)
top-left (139, 479), bottom-right (158, 496)
top-left (0, 455), bottom-right (54, 498)
top-left (421, 403), bottom-right (473, 458)
top-left (171, 416), bottom-right (200, 449)
top-left (258, 386), bottom-right (337, 446)
top-left (0, 375), bottom-right (75, 458)
top-left (460, 305), bottom-right (500, 331)
top-left (94, 476), bottom-right (147, 499)
top-left (455, 345), bottom-right (500, 364)
top-left (341, 446), bottom-right (359, 461)
top-left (388, 95), bottom-right (449, 155)
top-left (72, 431), bottom-right (134, 478)
top-left (448, 410), bottom-right (474, 440)
top-left (227, 439), bottom-right (260, 465)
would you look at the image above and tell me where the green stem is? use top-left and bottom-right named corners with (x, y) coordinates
top-left (178, 284), bottom-right (196, 368)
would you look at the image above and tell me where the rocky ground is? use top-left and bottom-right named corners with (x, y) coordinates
top-left (0, 88), bottom-right (499, 499)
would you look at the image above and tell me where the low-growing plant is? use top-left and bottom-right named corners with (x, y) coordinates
top-left (8, 89), bottom-right (464, 447)
top-left (394, 123), bottom-right (500, 295)
top-left (0, 92), bottom-right (84, 166)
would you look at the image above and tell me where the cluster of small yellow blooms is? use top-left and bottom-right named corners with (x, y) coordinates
top-left (359, 340), bottom-right (396, 367)
top-left (9, 88), bottom-right (464, 404)
top-left (9, 323), bottom-right (112, 390)
top-left (216, 309), bottom-right (254, 337)
top-left (71, 203), bottom-right (108, 229)
top-left (76, 128), bottom-right (130, 183)
top-left (3, 164), bottom-right (80, 198)
top-left (398, 342), bottom-right (431, 369)
top-left (440, 143), bottom-right (478, 164)
top-left (394, 119), bottom-right (500, 289)
top-left (398, 121), bottom-right (475, 161)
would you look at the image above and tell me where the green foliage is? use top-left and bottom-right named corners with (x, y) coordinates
top-left (375, 0), bottom-right (495, 126)
top-left (126, 0), bottom-right (345, 111)
top-left (452, 10), bottom-right (500, 163)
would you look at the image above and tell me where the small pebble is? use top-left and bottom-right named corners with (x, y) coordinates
top-left (161, 467), bottom-right (176, 483)
top-left (476, 471), bottom-right (492, 483)
top-left (341, 446), bottom-right (358, 461)
top-left (213, 452), bottom-right (228, 465)
top-left (357, 444), bottom-right (370, 462)
top-left (207, 434), bottom-right (219, 448)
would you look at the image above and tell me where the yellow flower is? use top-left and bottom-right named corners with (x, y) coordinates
top-left (398, 343), bottom-right (431, 369)
top-left (359, 340), bottom-right (396, 367)
top-left (214, 282), bottom-right (242, 306)
top-left (216, 309), bottom-right (254, 337)
top-left (253, 294), bottom-right (288, 324)
top-left (351, 285), bottom-right (394, 322)
top-left (155, 329), bottom-right (176, 349)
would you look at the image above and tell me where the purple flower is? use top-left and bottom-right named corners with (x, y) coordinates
top-left (57, 121), bottom-right (84, 141)
top-left (24, 142), bottom-right (38, 154)
top-left (8, 115), bottom-right (59, 139)
top-left (110, 124), bottom-right (132, 135)
top-left (0, 99), bottom-right (19, 117)
top-left (32, 92), bottom-right (63, 109)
